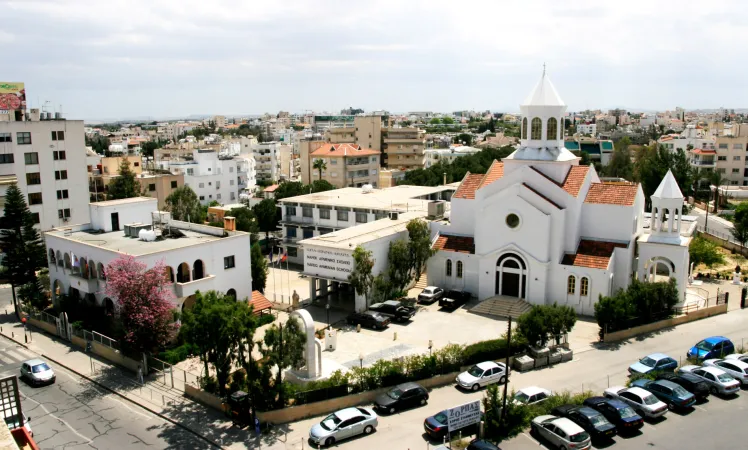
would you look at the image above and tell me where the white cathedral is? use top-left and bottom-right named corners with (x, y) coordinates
top-left (428, 71), bottom-right (692, 316)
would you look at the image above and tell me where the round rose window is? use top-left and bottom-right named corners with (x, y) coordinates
top-left (506, 213), bottom-right (520, 229)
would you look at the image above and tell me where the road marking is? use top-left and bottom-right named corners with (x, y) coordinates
top-left (522, 432), bottom-right (540, 444)
top-left (695, 405), bottom-right (708, 412)
top-left (20, 391), bottom-right (93, 444)
top-left (17, 348), bottom-right (36, 359)
top-left (53, 366), bottom-right (81, 385)
top-left (0, 355), bottom-right (11, 365)
top-left (644, 422), bottom-right (657, 431)
top-left (6, 350), bottom-right (27, 362)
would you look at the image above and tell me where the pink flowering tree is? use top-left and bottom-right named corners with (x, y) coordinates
top-left (104, 256), bottom-right (178, 353)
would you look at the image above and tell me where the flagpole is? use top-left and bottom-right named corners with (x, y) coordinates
top-left (271, 246), bottom-right (276, 302)
top-left (286, 252), bottom-right (291, 304)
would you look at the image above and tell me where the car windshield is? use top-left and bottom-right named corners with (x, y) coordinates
top-left (319, 414), bottom-right (341, 431)
top-left (618, 406), bottom-right (638, 419)
top-left (588, 414), bottom-right (608, 426)
top-left (388, 388), bottom-right (403, 400)
top-left (717, 373), bottom-right (735, 382)
top-left (696, 340), bottom-right (714, 351)
top-left (514, 392), bottom-right (530, 403)
top-left (434, 413), bottom-right (448, 424)
top-left (467, 366), bottom-right (484, 377)
top-left (569, 432), bottom-right (590, 443)
top-left (639, 357), bottom-right (657, 367)
top-left (32, 363), bottom-right (50, 373)
top-left (672, 386), bottom-right (689, 397)
top-left (643, 394), bottom-right (659, 406)
top-left (424, 288), bottom-right (434, 295)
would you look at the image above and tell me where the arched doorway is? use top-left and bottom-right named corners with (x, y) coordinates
top-left (64, 253), bottom-right (71, 270)
top-left (97, 262), bottom-right (106, 280)
top-left (644, 257), bottom-right (675, 283)
top-left (164, 266), bottom-right (174, 283)
top-left (89, 260), bottom-right (97, 279)
top-left (226, 289), bottom-right (237, 300)
top-left (496, 253), bottom-right (527, 298)
top-left (56, 251), bottom-right (63, 267)
top-left (48, 249), bottom-right (56, 265)
top-left (79, 258), bottom-right (89, 279)
top-left (193, 259), bottom-right (205, 280)
top-left (181, 295), bottom-right (196, 311)
top-left (177, 262), bottom-right (190, 283)
top-left (53, 280), bottom-right (63, 302)
top-left (104, 297), bottom-right (115, 316)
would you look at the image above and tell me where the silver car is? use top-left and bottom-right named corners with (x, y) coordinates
top-left (603, 386), bottom-right (668, 419)
top-left (678, 365), bottom-right (741, 395)
top-left (309, 407), bottom-right (378, 447)
top-left (704, 359), bottom-right (748, 385)
top-left (531, 415), bottom-right (591, 450)
top-left (418, 286), bottom-right (444, 304)
top-left (20, 359), bottom-right (55, 386)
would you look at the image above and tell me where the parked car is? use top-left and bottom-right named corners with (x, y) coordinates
top-left (725, 353), bottom-right (748, 364)
top-left (628, 353), bottom-right (678, 376)
top-left (20, 360), bottom-right (55, 386)
top-left (513, 387), bottom-right (552, 406)
top-left (677, 365), bottom-right (740, 396)
top-left (655, 372), bottom-right (710, 402)
top-left (308, 407), bottom-right (378, 447)
top-left (367, 300), bottom-right (416, 323)
top-left (439, 290), bottom-right (471, 309)
top-left (704, 359), bottom-right (748, 385)
top-left (418, 286), bottom-right (444, 304)
top-left (630, 379), bottom-right (696, 410)
top-left (603, 386), bottom-right (668, 419)
top-left (550, 405), bottom-right (617, 441)
top-left (687, 336), bottom-right (735, 360)
top-left (346, 311), bottom-right (390, 330)
top-left (456, 361), bottom-right (507, 391)
top-left (374, 382), bottom-right (428, 414)
top-left (530, 415), bottom-right (592, 450)
top-left (466, 438), bottom-right (500, 450)
top-left (582, 397), bottom-right (644, 433)
top-left (423, 409), bottom-right (483, 440)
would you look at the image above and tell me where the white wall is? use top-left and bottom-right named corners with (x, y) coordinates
top-left (90, 198), bottom-right (158, 232)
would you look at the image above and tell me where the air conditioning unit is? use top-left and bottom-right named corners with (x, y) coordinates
top-left (427, 200), bottom-right (446, 219)
top-left (389, 212), bottom-right (399, 220)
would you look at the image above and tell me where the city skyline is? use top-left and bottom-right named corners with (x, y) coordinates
top-left (3, 0), bottom-right (747, 120)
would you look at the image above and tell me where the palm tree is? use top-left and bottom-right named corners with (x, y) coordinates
top-left (709, 171), bottom-right (724, 213)
top-left (312, 159), bottom-right (327, 181)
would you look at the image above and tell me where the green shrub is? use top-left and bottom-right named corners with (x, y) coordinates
top-left (463, 333), bottom-right (527, 366)
top-left (595, 279), bottom-right (679, 338)
top-left (158, 342), bottom-right (194, 364)
top-left (257, 314), bottom-right (275, 327)
top-left (229, 369), bottom-right (246, 394)
top-left (200, 375), bottom-right (218, 394)
top-left (625, 372), bottom-right (657, 387)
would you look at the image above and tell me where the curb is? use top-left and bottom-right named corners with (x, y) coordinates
top-left (0, 328), bottom-right (31, 350)
top-left (41, 354), bottom-right (224, 449)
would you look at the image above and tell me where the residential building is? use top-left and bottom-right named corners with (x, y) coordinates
top-left (305, 143), bottom-right (379, 187)
top-left (383, 127), bottom-right (427, 169)
top-left (424, 146), bottom-right (481, 168)
top-left (378, 168), bottom-right (406, 188)
top-left (250, 142), bottom-right (283, 184)
top-left (563, 138), bottom-right (615, 165)
top-left (313, 115), bottom-right (355, 132)
top-left (0, 114), bottom-right (90, 230)
top-left (576, 123), bottom-right (597, 136)
top-left (165, 150), bottom-right (241, 205)
top-left (207, 203), bottom-right (246, 223)
top-left (45, 197), bottom-right (251, 311)
top-left (88, 155), bottom-right (144, 202)
top-left (658, 124), bottom-right (715, 153)
top-left (426, 72), bottom-right (692, 316)
top-left (714, 123), bottom-right (748, 185)
top-left (137, 172), bottom-right (184, 210)
top-left (324, 116), bottom-right (384, 152)
top-left (213, 115), bottom-right (226, 129)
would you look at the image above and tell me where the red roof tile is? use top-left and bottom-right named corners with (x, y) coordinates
top-left (453, 173), bottom-right (484, 199)
top-left (561, 239), bottom-right (628, 269)
top-left (692, 149), bottom-right (716, 155)
top-left (311, 143), bottom-right (380, 157)
top-left (584, 183), bottom-right (638, 206)
top-left (250, 290), bottom-right (272, 315)
top-left (561, 166), bottom-right (590, 196)
top-left (432, 234), bottom-right (475, 254)
top-left (264, 184), bottom-right (279, 192)
top-left (479, 161), bottom-right (504, 189)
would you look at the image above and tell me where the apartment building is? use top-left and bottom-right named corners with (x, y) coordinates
top-left (45, 197), bottom-right (251, 310)
top-left (714, 124), bottom-right (748, 185)
top-left (576, 123), bottom-right (597, 135)
top-left (250, 142), bottom-right (283, 184)
top-left (305, 143), bottom-right (379, 188)
top-left (659, 125), bottom-right (715, 153)
top-left (424, 146), bottom-right (481, 168)
top-left (313, 115), bottom-right (355, 132)
top-left (383, 127), bottom-right (426, 169)
top-left (137, 172), bottom-right (184, 210)
top-left (88, 155), bottom-right (143, 202)
top-left (165, 150), bottom-right (241, 205)
top-left (0, 114), bottom-right (90, 230)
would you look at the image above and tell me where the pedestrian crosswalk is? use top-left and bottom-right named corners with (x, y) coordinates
top-left (0, 346), bottom-right (37, 368)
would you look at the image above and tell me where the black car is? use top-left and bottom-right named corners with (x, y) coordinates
top-left (368, 300), bottom-right (416, 322)
top-left (656, 371), bottom-right (710, 402)
top-left (467, 439), bottom-right (500, 450)
top-left (374, 382), bottom-right (428, 414)
top-left (551, 405), bottom-right (617, 441)
top-left (346, 311), bottom-right (390, 330)
top-left (583, 397), bottom-right (644, 434)
top-left (439, 290), bottom-right (471, 309)
top-left (423, 410), bottom-right (483, 440)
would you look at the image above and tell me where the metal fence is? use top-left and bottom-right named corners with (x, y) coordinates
top-left (90, 359), bottom-right (184, 407)
top-left (697, 225), bottom-right (740, 245)
top-left (146, 354), bottom-right (201, 393)
top-left (27, 309), bottom-right (56, 326)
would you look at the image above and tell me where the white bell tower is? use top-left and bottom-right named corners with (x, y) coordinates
top-left (651, 170), bottom-right (684, 236)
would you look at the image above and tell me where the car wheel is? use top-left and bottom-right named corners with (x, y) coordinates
top-left (471, 384), bottom-right (480, 392)
top-left (324, 437), bottom-right (335, 447)
top-left (363, 425), bottom-right (374, 435)
top-left (668, 402), bottom-right (675, 410)
top-left (499, 376), bottom-right (506, 384)
top-left (419, 398), bottom-right (426, 406)
top-left (710, 386), bottom-right (718, 395)
top-left (389, 407), bottom-right (395, 414)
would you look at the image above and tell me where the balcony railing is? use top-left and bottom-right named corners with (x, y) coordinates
top-left (175, 275), bottom-right (215, 298)
top-left (690, 160), bottom-right (716, 166)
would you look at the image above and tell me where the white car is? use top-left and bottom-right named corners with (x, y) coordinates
top-left (704, 359), bottom-right (748, 385)
top-left (456, 361), bottom-right (507, 391)
top-left (513, 387), bottom-right (552, 406)
top-left (308, 407), bottom-right (378, 447)
top-left (20, 359), bottom-right (55, 386)
top-left (725, 353), bottom-right (748, 364)
top-left (678, 365), bottom-right (741, 396)
top-left (531, 415), bottom-right (591, 450)
top-left (418, 286), bottom-right (444, 304)
top-left (603, 386), bottom-right (667, 419)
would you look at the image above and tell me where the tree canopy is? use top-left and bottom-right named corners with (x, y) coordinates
top-left (251, 243), bottom-right (268, 292)
top-left (633, 145), bottom-right (693, 205)
top-left (603, 137), bottom-right (634, 180)
top-left (252, 198), bottom-right (279, 241)
top-left (228, 207), bottom-right (259, 239)
top-left (107, 160), bottom-right (144, 200)
top-left (689, 236), bottom-right (725, 268)
top-left (732, 202), bottom-right (748, 248)
top-left (165, 186), bottom-right (204, 223)
top-left (349, 246), bottom-right (375, 306)
top-left (258, 316), bottom-right (306, 407)
top-left (401, 146), bottom-right (514, 186)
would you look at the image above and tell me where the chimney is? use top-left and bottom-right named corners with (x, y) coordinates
top-left (224, 216), bottom-right (236, 232)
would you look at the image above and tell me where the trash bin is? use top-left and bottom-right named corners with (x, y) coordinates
top-left (325, 329), bottom-right (337, 351)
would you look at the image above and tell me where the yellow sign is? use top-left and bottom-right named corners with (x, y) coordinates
top-left (0, 82), bottom-right (26, 111)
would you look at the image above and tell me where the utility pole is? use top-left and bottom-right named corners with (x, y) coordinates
top-left (501, 315), bottom-right (512, 425)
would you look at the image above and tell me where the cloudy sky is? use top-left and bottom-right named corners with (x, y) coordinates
top-left (2, 0), bottom-right (745, 120)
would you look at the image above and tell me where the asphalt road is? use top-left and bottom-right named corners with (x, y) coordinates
top-left (0, 335), bottom-right (209, 449)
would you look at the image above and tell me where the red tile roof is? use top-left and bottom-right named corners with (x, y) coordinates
top-left (310, 143), bottom-right (380, 157)
top-left (692, 149), bottom-right (716, 155)
top-left (250, 290), bottom-right (273, 315)
top-left (479, 161), bottom-right (505, 189)
top-left (561, 166), bottom-right (590, 196)
top-left (264, 184), bottom-right (279, 192)
top-left (584, 183), bottom-right (638, 206)
top-left (453, 173), bottom-right (484, 199)
top-left (561, 239), bottom-right (628, 269)
top-left (432, 234), bottom-right (475, 254)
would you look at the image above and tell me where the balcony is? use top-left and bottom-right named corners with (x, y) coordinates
top-left (68, 273), bottom-right (100, 294)
top-left (281, 215), bottom-right (314, 225)
top-left (690, 159), bottom-right (716, 167)
top-left (175, 274), bottom-right (215, 298)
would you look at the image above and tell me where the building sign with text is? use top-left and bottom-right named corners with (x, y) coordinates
top-left (304, 246), bottom-right (354, 281)
top-left (0, 82), bottom-right (26, 112)
top-left (447, 400), bottom-right (481, 432)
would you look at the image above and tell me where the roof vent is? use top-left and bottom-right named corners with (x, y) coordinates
top-left (362, 184), bottom-right (374, 194)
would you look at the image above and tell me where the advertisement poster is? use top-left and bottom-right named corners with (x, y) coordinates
top-left (0, 82), bottom-right (26, 112)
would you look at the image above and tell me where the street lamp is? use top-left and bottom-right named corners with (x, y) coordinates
top-left (326, 302), bottom-right (331, 331)
top-left (428, 340), bottom-right (433, 357)
top-left (359, 353), bottom-right (364, 369)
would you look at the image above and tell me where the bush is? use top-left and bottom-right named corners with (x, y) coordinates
top-left (257, 314), bottom-right (275, 327)
top-left (463, 333), bottom-right (527, 366)
top-left (159, 342), bottom-right (194, 365)
top-left (229, 369), bottom-right (246, 394)
top-left (625, 372), bottom-right (657, 387)
top-left (516, 304), bottom-right (576, 348)
top-left (595, 279), bottom-right (679, 338)
top-left (200, 375), bottom-right (218, 394)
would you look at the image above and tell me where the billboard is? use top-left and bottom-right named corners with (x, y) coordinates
top-left (0, 82), bottom-right (26, 112)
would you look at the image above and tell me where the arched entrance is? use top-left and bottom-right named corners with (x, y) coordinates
top-left (177, 262), bottom-right (190, 283)
top-left (226, 288), bottom-right (237, 300)
top-left (104, 297), bottom-right (115, 315)
top-left (193, 259), bottom-right (205, 280)
top-left (644, 257), bottom-right (675, 283)
top-left (495, 253), bottom-right (527, 298)
top-left (53, 280), bottom-right (63, 302)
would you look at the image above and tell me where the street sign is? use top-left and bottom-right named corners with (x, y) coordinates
top-left (447, 400), bottom-right (481, 432)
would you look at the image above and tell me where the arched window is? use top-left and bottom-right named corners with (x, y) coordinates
top-left (97, 262), bottom-right (106, 280)
top-left (193, 259), bottom-right (205, 280)
top-left (164, 266), bottom-right (174, 283)
top-left (446, 259), bottom-right (453, 277)
top-left (177, 262), bottom-right (191, 283)
top-left (49, 249), bottom-right (56, 265)
top-left (89, 261), bottom-right (97, 279)
top-left (522, 118), bottom-right (528, 139)
top-left (567, 275), bottom-right (576, 294)
top-left (456, 261), bottom-right (463, 279)
top-left (56, 251), bottom-right (63, 267)
top-left (547, 117), bottom-right (558, 140)
top-left (580, 277), bottom-right (589, 296)
top-left (531, 118), bottom-right (542, 140)
top-left (226, 289), bottom-right (237, 299)
top-left (64, 253), bottom-right (71, 270)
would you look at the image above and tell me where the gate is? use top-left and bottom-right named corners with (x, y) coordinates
top-left (56, 312), bottom-right (72, 342)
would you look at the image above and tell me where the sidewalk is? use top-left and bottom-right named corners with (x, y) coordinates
top-left (0, 311), bottom-right (274, 450)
